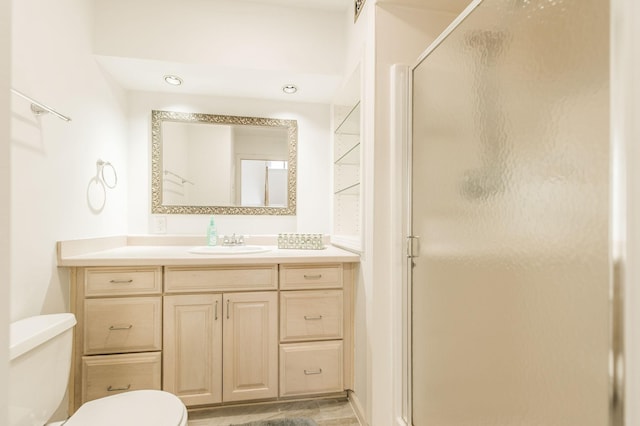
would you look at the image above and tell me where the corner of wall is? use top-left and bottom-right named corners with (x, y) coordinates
top-left (0, 0), bottom-right (10, 423)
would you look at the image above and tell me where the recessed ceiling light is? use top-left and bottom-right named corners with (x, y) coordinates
top-left (164, 75), bottom-right (183, 86)
top-left (282, 84), bottom-right (298, 94)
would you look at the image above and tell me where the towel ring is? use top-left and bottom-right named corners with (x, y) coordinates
top-left (97, 159), bottom-right (118, 189)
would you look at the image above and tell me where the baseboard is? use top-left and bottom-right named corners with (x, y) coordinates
top-left (394, 415), bottom-right (410, 426)
top-left (187, 392), bottom-right (348, 414)
top-left (347, 390), bottom-right (367, 426)
top-left (346, 390), bottom-right (410, 426)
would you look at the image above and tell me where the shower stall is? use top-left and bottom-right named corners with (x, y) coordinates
top-left (407, 0), bottom-right (615, 424)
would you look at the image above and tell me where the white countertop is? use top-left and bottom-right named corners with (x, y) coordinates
top-left (57, 235), bottom-right (360, 267)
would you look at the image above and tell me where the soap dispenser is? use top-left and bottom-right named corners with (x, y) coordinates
top-left (207, 216), bottom-right (218, 246)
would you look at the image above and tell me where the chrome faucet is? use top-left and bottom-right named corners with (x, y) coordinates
top-left (222, 233), bottom-right (245, 246)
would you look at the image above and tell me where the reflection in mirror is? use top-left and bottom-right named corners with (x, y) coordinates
top-left (239, 160), bottom-right (288, 207)
top-left (151, 110), bottom-right (297, 215)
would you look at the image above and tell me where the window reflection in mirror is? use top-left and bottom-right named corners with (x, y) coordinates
top-left (239, 160), bottom-right (288, 207)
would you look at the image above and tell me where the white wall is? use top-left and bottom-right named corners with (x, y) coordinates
top-left (364, 2), bottom-right (459, 425)
top-left (187, 124), bottom-right (232, 206)
top-left (11, 0), bottom-right (129, 321)
top-left (127, 91), bottom-right (331, 236)
top-left (1, 0), bottom-right (10, 423)
top-left (161, 122), bottom-right (190, 205)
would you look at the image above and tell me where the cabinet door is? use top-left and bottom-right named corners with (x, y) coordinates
top-left (84, 296), bottom-right (162, 355)
top-left (279, 341), bottom-right (343, 397)
top-left (82, 352), bottom-right (161, 403)
top-left (163, 294), bottom-right (222, 406)
top-left (280, 290), bottom-right (343, 342)
top-left (223, 291), bottom-right (278, 402)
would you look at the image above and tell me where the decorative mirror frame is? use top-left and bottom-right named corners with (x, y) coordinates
top-left (151, 110), bottom-right (297, 215)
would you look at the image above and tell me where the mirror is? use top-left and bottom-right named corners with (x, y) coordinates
top-left (151, 110), bottom-right (297, 215)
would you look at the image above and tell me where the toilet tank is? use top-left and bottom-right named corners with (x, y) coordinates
top-left (9, 313), bottom-right (77, 426)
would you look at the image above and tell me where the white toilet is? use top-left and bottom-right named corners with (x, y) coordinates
top-left (9, 313), bottom-right (188, 426)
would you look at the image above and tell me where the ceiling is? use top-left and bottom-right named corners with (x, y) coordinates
top-left (243, 0), bottom-right (351, 11)
top-left (95, 56), bottom-right (344, 104)
top-left (95, 0), bottom-right (471, 104)
top-left (95, 0), bottom-right (351, 104)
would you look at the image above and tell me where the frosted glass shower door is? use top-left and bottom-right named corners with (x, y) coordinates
top-left (410, 0), bottom-right (610, 425)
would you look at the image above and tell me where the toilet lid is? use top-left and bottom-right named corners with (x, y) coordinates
top-left (65, 390), bottom-right (187, 426)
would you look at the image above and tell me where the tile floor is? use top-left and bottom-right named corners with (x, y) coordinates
top-left (187, 398), bottom-right (361, 426)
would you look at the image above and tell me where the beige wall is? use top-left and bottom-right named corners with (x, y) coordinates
top-left (615, 0), bottom-right (640, 423)
top-left (1, 0), bottom-right (10, 423)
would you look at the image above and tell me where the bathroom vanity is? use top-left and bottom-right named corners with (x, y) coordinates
top-left (57, 237), bottom-right (358, 413)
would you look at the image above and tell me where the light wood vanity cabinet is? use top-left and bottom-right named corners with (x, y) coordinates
top-left (83, 297), bottom-right (162, 355)
top-left (162, 293), bottom-right (223, 406)
top-left (222, 291), bottom-right (278, 402)
top-left (278, 264), bottom-right (352, 397)
top-left (162, 289), bottom-right (278, 406)
top-left (163, 265), bottom-right (279, 406)
top-left (71, 267), bottom-right (163, 411)
top-left (280, 290), bottom-right (343, 342)
top-left (81, 352), bottom-right (162, 403)
top-left (70, 261), bottom-right (354, 412)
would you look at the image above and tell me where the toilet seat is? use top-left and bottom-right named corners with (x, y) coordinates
top-left (64, 390), bottom-right (187, 426)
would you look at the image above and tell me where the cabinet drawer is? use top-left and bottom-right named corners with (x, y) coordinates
top-left (279, 264), bottom-right (343, 290)
top-left (165, 265), bottom-right (277, 293)
top-left (280, 291), bottom-right (343, 342)
top-left (84, 297), bottom-right (162, 354)
top-left (279, 341), bottom-right (343, 397)
top-left (84, 267), bottom-right (162, 297)
top-left (81, 352), bottom-right (161, 403)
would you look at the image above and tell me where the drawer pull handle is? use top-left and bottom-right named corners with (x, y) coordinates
top-left (107, 384), bottom-right (131, 391)
top-left (227, 299), bottom-right (230, 319)
top-left (304, 368), bottom-right (323, 375)
top-left (303, 274), bottom-right (322, 279)
top-left (109, 279), bottom-right (133, 284)
top-left (215, 300), bottom-right (219, 320)
top-left (109, 325), bottom-right (133, 331)
top-left (304, 315), bottom-right (323, 320)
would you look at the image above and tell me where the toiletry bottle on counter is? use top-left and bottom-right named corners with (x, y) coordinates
top-left (207, 216), bottom-right (217, 246)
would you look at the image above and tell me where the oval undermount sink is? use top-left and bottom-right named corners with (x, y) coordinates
top-left (188, 245), bottom-right (272, 255)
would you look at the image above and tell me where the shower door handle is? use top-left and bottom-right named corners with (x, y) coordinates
top-left (407, 236), bottom-right (420, 258)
